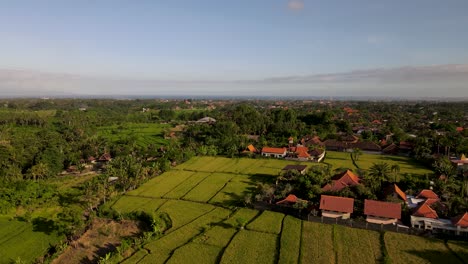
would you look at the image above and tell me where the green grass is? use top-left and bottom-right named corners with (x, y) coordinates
top-left (121, 250), bottom-right (148, 264)
top-left (144, 207), bottom-right (231, 261)
top-left (167, 243), bottom-right (222, 264)
top-left (130, 170), bottom-right (196, 198)
top-left (155, 200), bottom-right (215, 231)
top-left (97, 123), bottom-right (169, 148)
top-left (324, 151), bottom-right (432, 176)
top-left (384, 232), bottom-right (462, 264)
top-left (333, 225), bottom-right (383, 264)
top-left (300, 221), bottom-right (335, 264)
top-left (209, 176), bottom-right (254, 206)
top-left (193, 226), bottom-right (238, 248)
top-left (246, 210), bottom-right (284, 234)
top-left (278, 216), bottom-right (302, 264)
top-left (111, 196), bottom-right (166, 213)
top-left (163, 172), bottom-right (212, 199)
top-left (224, 208), bottom-right (260, 227)
top-left (220, 230), bottom-right (278, 264)
top-left (0, 217), bottom-right (62, 264)
top-left (182, 173), bottom-right (234, 202)
top-left (447, 241), bottom-right (468, 261)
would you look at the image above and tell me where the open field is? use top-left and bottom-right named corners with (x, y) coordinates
top-left (0, 217), bottom-right (62, 264)
top-left (384, 232), bottom-right (463, 264)
top-left (104, 156), bottom-right (457, 264)
top-left (324, 151), bottom-right (432, 175)
top-left (97, 123), bottom-right (169, 147)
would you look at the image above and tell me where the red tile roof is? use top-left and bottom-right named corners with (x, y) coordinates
top-left (412, 201), bottom-right (439, 219)
top-left (319, 195), bottom-right (354, 213)
top-left (456, 127), bottom-right (464, 132)
top-left (322, 170), bottom-right (360, 192)
top-left (452, 212), bottom-right (468, 228)
top-left (297, 151), bottom-right (310, 158)
top-left (364, 200), bottom-right (401, 219)
top-left (276, 194), bottom-right (298, 204)
top-left (261, 147), bottom-right (286, 154)
top-left (416, 189), bottom-right (439, 200)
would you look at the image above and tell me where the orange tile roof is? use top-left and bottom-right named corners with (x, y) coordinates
top-left (416, 189), bottom-right (439, 200)
top-left (322, 170), bottom-right (360, 192)
top-left (452, 212), bottom-right (468, 227)
top-left (261, 147), bottom-right (286, 154)
top-left (412, 201), bottom-right (438, 219)
top-left (393, 184), bottom-right (407, 201)
top-left (247, 144), bottom-right (257, 152)
top-left (297, 151), bottom-right (310, 158)
top-left (364, 199), bottom-right (401, 219)
top-left (319, 195), bottom-right (354, 213)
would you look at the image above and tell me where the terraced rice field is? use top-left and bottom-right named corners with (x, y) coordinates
top-left (0, 217), bottom-right (62, 264)
top-left (110, 156), bottom-right (455, 264)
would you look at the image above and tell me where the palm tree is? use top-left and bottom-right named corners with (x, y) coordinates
top-left (366, 162), bottom-right (391, 192)
top-left (391, 164), bottom-right (400, 182)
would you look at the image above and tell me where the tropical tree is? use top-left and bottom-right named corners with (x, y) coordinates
top-left (390, 164), bottom-right (400, 182)
top-left (365, 162), bottom-right (391, 192)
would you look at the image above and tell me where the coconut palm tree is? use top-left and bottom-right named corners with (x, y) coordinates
top-left (366, 162), bottom-right (391, 192)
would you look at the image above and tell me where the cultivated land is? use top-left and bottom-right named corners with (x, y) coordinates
top-left (0, 216), bottom-right (62, 264)
top-left (105, 156), bottom-right (461, 264)
top-left (97, 123), bottom-right (169, 148)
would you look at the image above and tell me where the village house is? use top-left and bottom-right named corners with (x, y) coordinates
top-left (261, 147), bottom-right (287, 158)
top-left (276, 194), bottom-right (308, 206)
top-left (364, 199), bottom-right (401, 225)
top-left (451, 154), bottom-right (468, 172)
top-left (282, 165), bottom-right (308, 175)
top-left (308, 148), bottom-right (325, 162)
top-left (322, 170), bottom-right (361, 192)
top-left (383, 183), bottom-right (407, 202)
top-left (319, 195), bottom-right (354, 219)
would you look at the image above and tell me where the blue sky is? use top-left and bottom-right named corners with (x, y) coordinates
top-left (1, 0), bottom-right (468, 97)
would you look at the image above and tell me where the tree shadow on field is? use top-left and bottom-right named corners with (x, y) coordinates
top-left (32, 217), bottom-right (57, 235)
top-left (249, 174), bottom-right (276, 185)
top-left (80, 242), bottom-right (118, 264)
top-left (404, 249), bottom-right (465, 264)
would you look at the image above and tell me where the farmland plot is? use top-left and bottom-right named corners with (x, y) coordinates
top-left (132, 170), bottom-right (196, 198)
top-left (0, 218), bottom-right (61, 264)
top-left (182, 173), bottom-right (234, 202)
top-left (300, 221), bottom-right (335, 264)
top-left (278, 216), bottom-right (302, 264)
top-left (220, 230), bottom-right (278, 264)
top-left (246, 210), bottom-right (284, 234)
top-left (447, 241), bottom-right (468, 261)
top-left (155, 200), bottom-right (215, 231)
top-left (193, 226), bottom-right (238, 248)
top-left (333, 225), bottom-right (382, 264)
top-left (167, 243), bottom-right (222, 264)
top-left (384, 232), bottom-right (462, 264)
top-left (111, 196), bottom-right (166, 213)
top-left (209, 176), bottom-right (254, 205)
top-left (163, 172), bottom-right (212, 199)
top-left (223, 208), bottom-right (260, 227)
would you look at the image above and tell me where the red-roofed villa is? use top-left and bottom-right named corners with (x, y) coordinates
top-left (319, 195), bottom-right (354, 219)
top-left (322, 170), bottom-right (361, 192)
top-left (364, 200), bottom-right (401, 225)
top-left (261, 147), bottom-right (287, 158)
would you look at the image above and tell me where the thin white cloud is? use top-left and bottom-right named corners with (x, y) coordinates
top-left (288, 0), bottom-right (304, 11)
top-left (1, 64), bottom-right (468, 97)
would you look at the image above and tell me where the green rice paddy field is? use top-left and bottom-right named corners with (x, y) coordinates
top-left (97, 123), bottom-right (170, 147)
top-left (109, 156), bottom-right (464, 264)
top-left (0, 216), bottom-right (62, 264)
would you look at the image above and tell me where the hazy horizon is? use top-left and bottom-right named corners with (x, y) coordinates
top-left (1, 1), bottom-right (468, 97)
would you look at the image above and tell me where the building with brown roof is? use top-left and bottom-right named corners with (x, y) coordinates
top-left (319, 195), bottom-right (354, 219)
top-left (416, 189), bottom-right (439, 200)
top-left (384, 184), bottom-right (407, 202)
top-left (322, 170), bottom-right (361, 192)
top-left (276, 194), bottom-right (308, 206)
top-left (261, 147), bottom-right (287, 158)
top-left (282, 165), bottom-right (308, 175)
top-left (364, 200), bottom-right (401, 225)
